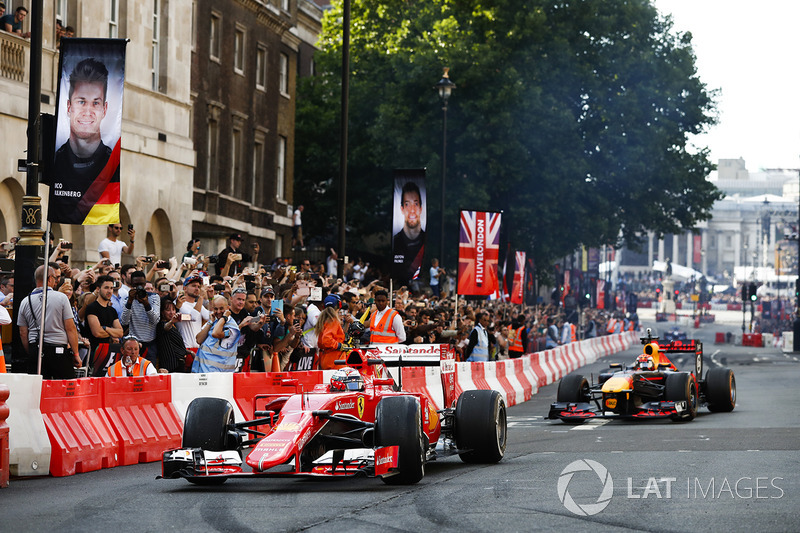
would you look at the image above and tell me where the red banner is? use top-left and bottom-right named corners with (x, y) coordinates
top-left (693, 235), bottom-right (702, 265)
top-left (457, 211), bottom-right (501, 295)
top-left (597, 279), bottom-right (606, 310)
top-left (511, 251), bottom-right (525, 304)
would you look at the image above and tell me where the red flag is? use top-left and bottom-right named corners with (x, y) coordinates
top-left (457, 211), bottom-right (502, 295)
top-left (511, 251), bottom-right (525, 304)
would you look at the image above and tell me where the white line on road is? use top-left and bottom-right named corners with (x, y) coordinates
top-left (571, 419), bottom-right (611, 430)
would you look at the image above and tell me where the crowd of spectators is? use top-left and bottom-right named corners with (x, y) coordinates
top-left (1, 227), bottom-right (639, 378)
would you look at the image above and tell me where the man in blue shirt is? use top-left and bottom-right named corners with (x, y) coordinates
top-left (192, 296), bottom-right (240, 373)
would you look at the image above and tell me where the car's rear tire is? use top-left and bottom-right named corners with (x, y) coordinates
top-left (376, 396), bottom-right (425, 485)
top-left (665, 373), bottom-right (697, 421)
top-left (705, 367), bottom-right (736, 412)
top-left (557, 374), bottom-right (590, 403)
top-left (454, 390), bottom-right (507, 464)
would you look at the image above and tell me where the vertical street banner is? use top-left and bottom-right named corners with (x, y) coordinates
top-left (525, 256), bottom-right (536, 305)
top-left (392, 169), bottom-right (427, 283)
top-left (49, 38), bottom-right (127, 225)
top-left (693, 235), bottom-right (702, 265)
top-left (596, 279), bottom-right (606, 310)
top-left (510, 251), bottom-right (525, 304)
top-left (457, 210), bottom-right (502, 295)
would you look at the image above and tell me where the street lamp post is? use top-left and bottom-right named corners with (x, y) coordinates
top-left (435, 68), bottom-right (455, 263)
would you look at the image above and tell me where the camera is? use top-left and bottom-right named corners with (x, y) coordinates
top-left (1, 242), bottom-right (14, 251)
top-left (213, 283), bottom-right (225, 291)
top-left (141, 257), bottom-right (153, 263)
top-left (208, 255), bottom-right (218, 264)
top-left (156, 260), bottom-right (170, 269)
top-left (101, 259), bottom-right (111, 265)
top-left (243, 274), bottom-right (255, 282)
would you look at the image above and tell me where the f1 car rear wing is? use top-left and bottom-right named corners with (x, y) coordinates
top-left (640, 328), bottom-right (704, 379)
top-left (363, 343), bottom-right (457, 409)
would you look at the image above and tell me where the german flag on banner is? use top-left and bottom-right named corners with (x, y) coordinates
top-left (457, 210), bottom-right (501, 296)
top-left (48, 38), bottom-right (127, 225)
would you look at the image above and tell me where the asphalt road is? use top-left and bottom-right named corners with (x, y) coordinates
top-left (4, 320), bottom-right (799, 533)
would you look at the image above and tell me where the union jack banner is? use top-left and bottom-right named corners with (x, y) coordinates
top-left (458, 210), bottom-right (501, 295)
top-left (511, 251), bottom-right (525, 304)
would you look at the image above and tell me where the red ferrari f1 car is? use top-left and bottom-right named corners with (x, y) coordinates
top-left (161, 347), bottom-right (507, 485)
top-left (548, 329), bottom-right (736, 423)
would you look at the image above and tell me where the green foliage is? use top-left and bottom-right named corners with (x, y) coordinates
top-left (294, 0), bottom-right (721, 272)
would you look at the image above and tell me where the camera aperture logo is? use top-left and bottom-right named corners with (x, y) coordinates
top-left (557, 459), bottom-right (614, 516)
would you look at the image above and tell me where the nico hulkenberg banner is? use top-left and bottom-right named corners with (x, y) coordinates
top-left (49, 38), bottom-right (127, 225)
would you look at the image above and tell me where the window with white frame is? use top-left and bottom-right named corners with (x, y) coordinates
top-left (256, 44), bottom-right (267, 91)
top-left (210, 12), bottom-right (221, 61)
top-left (281, 0), bottom-right (290, 12)
top-left (231, 126), bottom-right (242, 196)
top-left (252, 137), bottom-right (265, 204)
top-left (151, 0), bottom-right (160, 91)
top-left (191, 1), bottom-right (197, 51)
top-left (276, 136), bottom-right (287, 200)
top-left (279, 53), bottom-right (289, 96)
top-left (109, 0), bottom-right (119, 38)
top-left (207, 118), bottom-right (219, 190)
top-left (234, 26), bottom-right (245, 75)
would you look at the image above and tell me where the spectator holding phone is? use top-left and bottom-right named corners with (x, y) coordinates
top-left (216, 233), bottom-right (257, 277)
top-left (192, 296), bottom-right (240, 373)
top-left (99, 223), bottom-right (135, 266)
top-left (156, 298), bottom-right (192, 373)
top-left (120, 270), bottom-right (160, 365)
top-left (175, 275), bottom-right (210, 362)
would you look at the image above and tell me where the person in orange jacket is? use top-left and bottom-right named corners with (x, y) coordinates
top-left (106, 336), bottom-right (157, 376)
top-left (315, 295), bottom-right (348, 370)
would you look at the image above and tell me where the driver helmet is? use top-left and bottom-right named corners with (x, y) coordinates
top-left (636, 354), bottom-right (655, 370)
top-left (330, 367), bottom-right (364, 392)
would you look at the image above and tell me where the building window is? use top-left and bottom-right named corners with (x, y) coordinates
top-left (256, 44), bottom-right (267, 91)
top-left (56, 0), bottom-right (68, 27)
top-left (207, 118), bottom-right (219, 190)
top-left (281, 0), bottom-right (290, 11)
top-left (274, 235), bottom-right (283, 259)
top-left (191, 1), bottom-right (197, 51)
top-left (725, 235), bottom-right (732, 248)
top-left (279, 53), bottom-right (289, 96)
top-left (234, 27), bottom-right (245, 75)
top-left (151, 0), bottom-right (160, 92)
top-left (109, 0), bottom-right (119, 38)
top-left (276, 136), bottom-right (286, 200)
top-left (231, 126), bottom-right (242, 197)
top-left (210, 12), bottom-right (221, 61)
top-left (252, 138), bottom-right (264, 204)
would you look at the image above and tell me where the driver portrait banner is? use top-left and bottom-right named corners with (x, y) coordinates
top-left (49, 38), bottom-right (127, 225)
top-left (511, 251), bottom-right (525, 304)
top-left (391, 169), bottom-right (427, 284)
top-left (457, 210), bottom-right (501, 295)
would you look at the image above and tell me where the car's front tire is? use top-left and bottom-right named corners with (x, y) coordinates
top-left (182, 397), bottom-right (236, 485)
top-left (665, 373), bottom-right (697, 421)
top-left (705, 367), bottom-right (736, 412)
top-left (376, 396), bottom-right (425, 485)
top-left (454, 390), bottom-right (507, 464)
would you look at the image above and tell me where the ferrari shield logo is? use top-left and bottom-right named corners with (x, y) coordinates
top-left (357, 396), bottom-right (365, 419)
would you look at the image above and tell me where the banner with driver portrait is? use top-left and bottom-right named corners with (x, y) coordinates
top-left (391, 169), bottom-right (427, 284)
top-left (49, 38), bottom-right (127, 225)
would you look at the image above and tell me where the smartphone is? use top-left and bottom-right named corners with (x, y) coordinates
top-left (243, 274), bottom-right (255, 282)
top-left (202, 276), bottom-right (210, 286)
top-left (102, 259), bottom-right (111, 265)
top-left (159, 284), bottom-right (171, 292)
top-left (113, 281), bottom-right (121, 289)
top-left (293, 318), bottom-right (300, 327)
top-left (61, 241), bottom-right (73, 249)
top-left (213, 283), bottom-right (225, 291)
top-left (128, 224), bottom-right (134, 231)
top-left (231, 253), bottom-right (242, 261)
top-left (61, 255), bottom-right (70, 262)
top-left (142, 257), bottom-right (153, 263)
top-left (270, 300), bottom-right (284, 315)
top-left (180, 313), bottom-right (192, 321)
top-left (156, 260), bottom-right (170, 269)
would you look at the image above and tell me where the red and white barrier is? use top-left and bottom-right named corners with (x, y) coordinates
top-left (1, 332), bottom-right (635, 478)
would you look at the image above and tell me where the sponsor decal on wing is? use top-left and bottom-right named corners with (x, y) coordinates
top-left (375, 446), bottom-right (399, 476)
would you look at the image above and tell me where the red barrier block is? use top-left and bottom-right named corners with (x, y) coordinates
top-left (715, 332), bottom-right (725, 344)
top-left (401, 367), bottom-right (428, 399)
top-left (103, 375), bottom-right (182, 466)
top-left (512, 359), bottom-right (533, 403)
top-left (40, 379), bottom-right (118, 476)
top-left (0, 384), bottom-right (9, 488)
top-left (494, 361), bottom-right (517, 406)
top-left (233, 372), bottom-right (324, 420)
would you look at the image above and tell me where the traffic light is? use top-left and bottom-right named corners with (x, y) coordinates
top-left (749, 283), bottom-right (757, 302)
top-left (741, 284), bottom-right (747, 302)
top-left (795, 279), bottom-right (799, 299)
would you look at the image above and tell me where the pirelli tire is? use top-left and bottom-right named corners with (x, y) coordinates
top-left (705, 367), bottom-right (736, 412)
top-left (454, 390), bottom-right (507, 464)
top-left (182, 397), bottom-right (236, 485)
top-left (375, 395), bottom-right (425, 485)
top-left (557, 374), bottom-right (590, 403)
top-left (665, 372), bottom-right (698, 422)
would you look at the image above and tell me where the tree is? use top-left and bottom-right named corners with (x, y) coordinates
top-left (294, 0), bottom-right (721, 275)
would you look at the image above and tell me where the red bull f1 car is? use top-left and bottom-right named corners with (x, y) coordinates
top-left (160, 347), bottom-right (507, 485)
top-left (548, 329), bottom-right (736, 423)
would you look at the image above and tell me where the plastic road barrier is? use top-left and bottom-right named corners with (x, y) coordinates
top-left (0, 373), bottom-right (51, 476)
